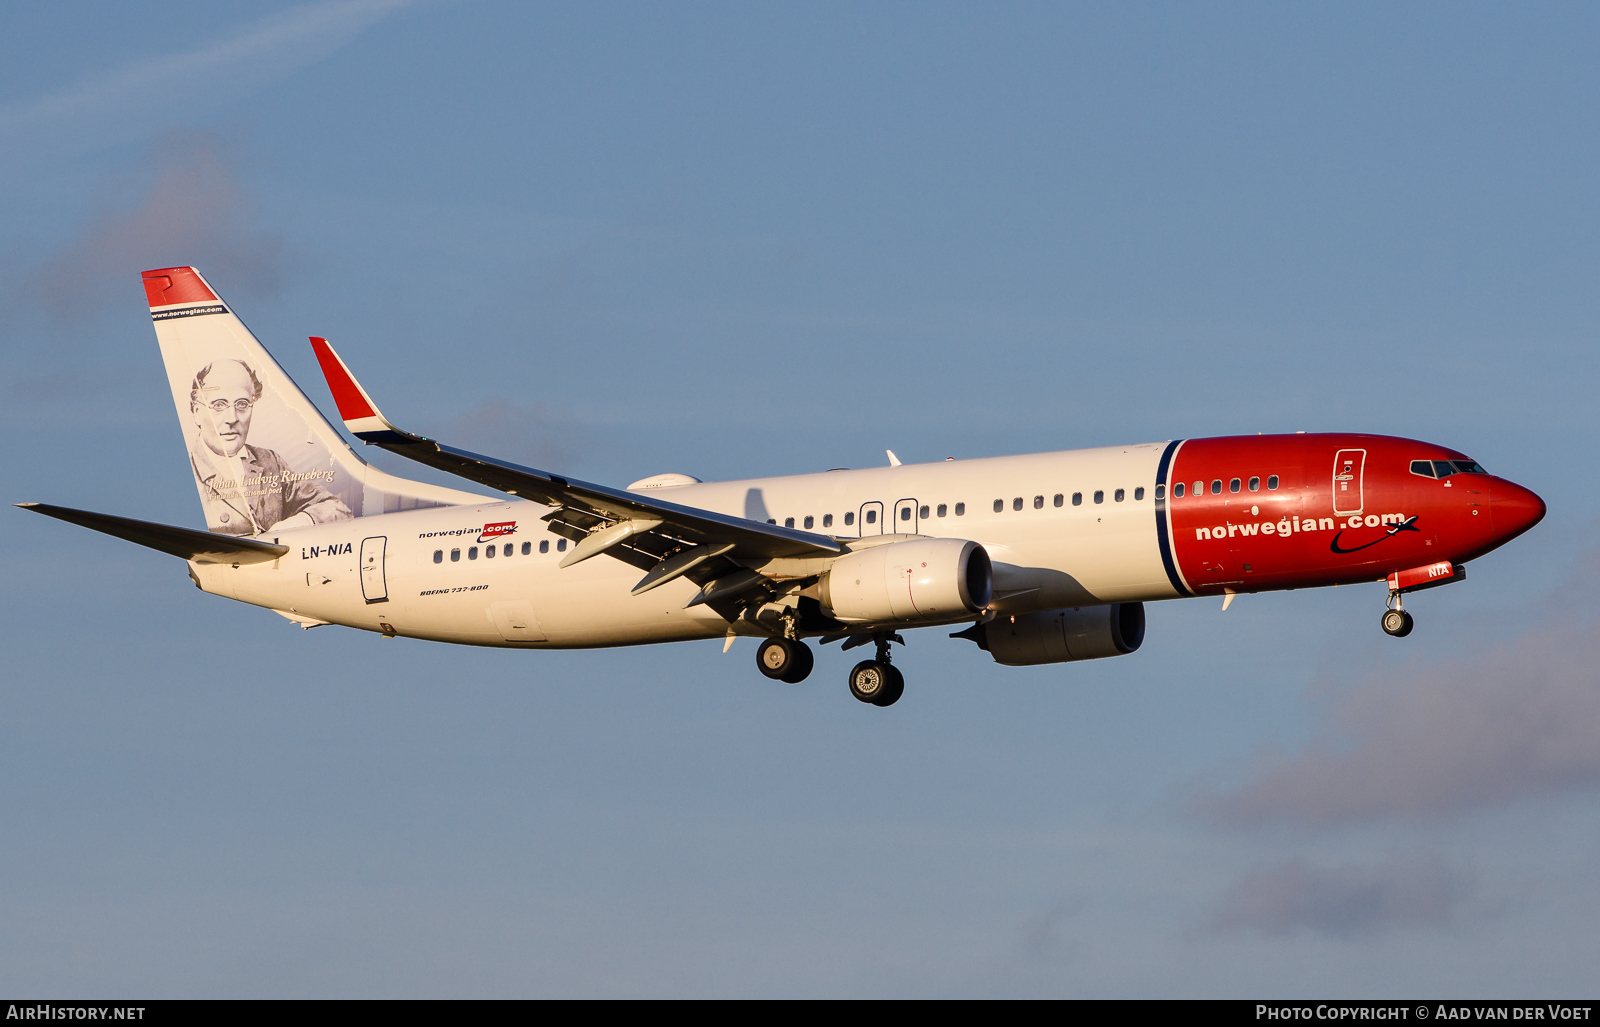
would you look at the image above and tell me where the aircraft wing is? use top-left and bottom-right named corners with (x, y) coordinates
top-left (17, 502), bottom-right (290, 564)
top-left (309, 338), bottom-right (842, 575)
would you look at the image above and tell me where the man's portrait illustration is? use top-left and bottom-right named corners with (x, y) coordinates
top-left (189, 359), bottom-right (353, 535)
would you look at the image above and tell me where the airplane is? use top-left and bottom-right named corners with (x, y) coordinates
top-left (18, 266), bottom-right (1547, 707)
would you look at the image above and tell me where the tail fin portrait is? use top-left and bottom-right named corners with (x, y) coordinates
top-left (144, 266), bottom-right (483, 536)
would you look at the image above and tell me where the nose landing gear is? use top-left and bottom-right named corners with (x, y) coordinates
top-left (1381, 592), bottom-right (1414, 637)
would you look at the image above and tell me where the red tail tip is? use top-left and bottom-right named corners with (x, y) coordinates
top-left (141, 267), bottom-right (217, 307)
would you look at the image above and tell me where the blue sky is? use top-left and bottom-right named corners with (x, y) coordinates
top-left (2, 1), bottom-right (1597, 996)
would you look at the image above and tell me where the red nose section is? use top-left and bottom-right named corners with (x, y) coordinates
top-left (1491, 480), bottom-right (1546, 542)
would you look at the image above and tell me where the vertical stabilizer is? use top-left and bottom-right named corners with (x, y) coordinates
top-left (144, 267), bottom-right (485, 535)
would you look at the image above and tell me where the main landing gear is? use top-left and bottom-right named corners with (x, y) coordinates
top-left (757, 637), bottom-right (814, 683)
top-left (847, 634), bottom-right (905, 707)
top-left (755, 628), bottom-right (906, 706)
top-left (1382, 592), bottom-right (1414, 638)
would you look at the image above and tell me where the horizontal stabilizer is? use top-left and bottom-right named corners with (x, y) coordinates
top-left (16, 503), bottom-right (289, 565)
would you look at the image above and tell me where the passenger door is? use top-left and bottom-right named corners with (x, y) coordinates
top-left (894, 498), bottom-right (919, 534)
top-left (1332, 449), bottom-right (1366, 516)
top-left (360, 536), bottom-right (388, 603)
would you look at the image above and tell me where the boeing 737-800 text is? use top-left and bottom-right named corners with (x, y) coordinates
top-left (18, 267), bottom-right (1547, 706)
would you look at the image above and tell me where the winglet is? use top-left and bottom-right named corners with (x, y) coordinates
top-left (886, 449), bottom-right (902, 467)
top-left (308, 337), bottom-right (423, 445)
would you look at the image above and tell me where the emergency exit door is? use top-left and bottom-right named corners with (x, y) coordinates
top-left (858, 501), bottom-right (884, 536)
top-left (1332, 450), bottom-right (1365, 516)
top-left (360, 536), bottom-right (388, 603)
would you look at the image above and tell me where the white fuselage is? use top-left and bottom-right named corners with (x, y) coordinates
top-left (193, 443), bottom-right (1181, 647)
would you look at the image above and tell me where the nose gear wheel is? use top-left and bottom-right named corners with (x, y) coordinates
top-left (1381, 608), bottom-right (1413, 637)
top-left (1382, 591), bottom-right (1414, 637)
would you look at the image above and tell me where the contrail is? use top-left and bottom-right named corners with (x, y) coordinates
top-left (0, 0), bottom-right (417, 136)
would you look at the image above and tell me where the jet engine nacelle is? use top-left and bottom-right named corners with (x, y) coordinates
top-left (957, 603), bottom-right (1145, 666)
top-left (820, 538), bottom-right (993, 625)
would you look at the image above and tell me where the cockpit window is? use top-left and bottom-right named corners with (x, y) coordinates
top-left (1416, 458), bottom-right (1489, 479)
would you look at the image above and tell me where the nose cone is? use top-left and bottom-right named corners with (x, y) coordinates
top-left (1491, 480), bottom-right (1546, 542)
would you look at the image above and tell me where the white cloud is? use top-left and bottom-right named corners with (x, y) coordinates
top-left (1206, 854), bottom-right (1473, 939)
top-left (15, 131), bottom-right (284, 328)
top-left (1190, 609), bottom-right (1600, 828)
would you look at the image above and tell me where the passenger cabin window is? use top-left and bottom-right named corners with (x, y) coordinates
top-left (1053, 494), bottom-right (1063, 507)
top-left (1093, 490), bottom-right (1104, 504)
top-left (1114, 488), bottom-right (1125, 502)
top-left (1174, 483), bottom-right (1185, 498)
top-left (1211, 480), bottom-right (1222, 495)
top-left (1248, 476), bottom-right (1260, 491)
top-left (540, 540), bottom-right (549, 553)
top-left (823, 514), bottom-right (833, 527)
top-left (433, 550), bottom-right (443, 563)
top-left (1033, 495), bottom-right (1044, 509)
top-left (485, 544), bottom-right (495, 558)
top-left (468, 546), bottom-right (478, 560)
top-left (954, 503), bottom-right (965, 516)
top-left (785, 517), bottom-right (794, 528)
top-left (1136, 487), bottom-right (1146, 501)
top-left (919, 505), bottom-right (930, 518)
top-left (1195, 481), bottom-right (1205, 496)
top-left (504, 544), bottom-right (513, 557)
top-left (1072, 492), bottom-right (1082, 506)
top-left (451, 548), bottom-right (460, 562)
top-left (865, 510), bottom-right (877, 524)
top-left (804, 515), bottom-right (814, 529)
top-left (900, 506), bottom-right (912, 521)
top-left (1013, 497), bottom-right (1023, 511)
top-left (1268, 475), bottom-right (1279, 490)
top-left (845, 512), bottom-right (855, 525)
top-left (522, 542), bottom-right (531, 555)
top-left (936, 505), bottom-right (947, 517)
top-left (1230, 478), bottom-right (1241, 493)
top-left (994, 500), bottom-right (1004, 513)
top-left (557, 539), bottom-right (567, 551)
